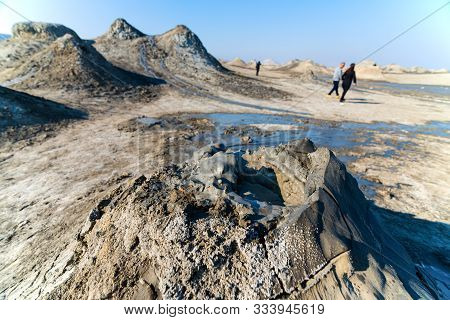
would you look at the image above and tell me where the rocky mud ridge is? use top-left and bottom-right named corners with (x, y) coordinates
top-left (94, 19), bottom-right (289, 100)
top-left (0, 22), bottom-right (163, 95)
top-left (0, 19), bottom-right (288, 100)
top-left (0, 86), bottom-right (85, 128)
top-left (0, 23), bottom-right (82, 77)
top-left (47, 139), bottom-right (434, 299)
top-left (102, 18), bottom-right (144, 40)
top-left (12, 22), bottom-right (80, 41)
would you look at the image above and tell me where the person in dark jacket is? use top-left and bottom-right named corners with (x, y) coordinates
top-left (340, 63), bottom-right (357, 102)
top-left (256, 61), bottom-right (262, 76)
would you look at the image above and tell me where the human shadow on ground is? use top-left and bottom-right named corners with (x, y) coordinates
top-left (348, 101), bottom-right (381, 104)
top-left (345, 98), bottom-right (381, 105)
top-left (371, 205), bottom-right (450, 267)
top-left (214, 96), bottom-right (313, 116)
top-left (147, 66), bottom-right (313, 117)
top-left (369, 203), bottom-right (450, 299)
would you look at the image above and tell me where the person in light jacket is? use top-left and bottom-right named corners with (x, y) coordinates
top-left (328, 62), bottom-right (345, 97)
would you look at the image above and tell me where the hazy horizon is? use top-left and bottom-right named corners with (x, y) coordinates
top-left (0, 0), bottom-right (449, 69)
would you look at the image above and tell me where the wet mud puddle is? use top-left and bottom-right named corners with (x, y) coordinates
top-left (186, 113), bottom-right (448, 198)
top-left (133, 112), bottom-right (449, 200)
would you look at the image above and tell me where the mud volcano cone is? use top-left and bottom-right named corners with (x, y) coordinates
top-left (47, 139), bottom-right (434, 299)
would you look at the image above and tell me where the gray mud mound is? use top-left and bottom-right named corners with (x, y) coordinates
top-left (117, 115), bottom-right (214, 135)
top-left (100, 18), bottom-right (144, 40)
top-left (95, 20), bottom-right (223, 74)
top-left (0, 22), bottom-right (164, 92)
top-left (12, 22), bottom-right (80, 41)
top-left (0, 86), bottom-right (86, 143)
top-left (0, 22), bottom-right (79, 73)
top-left (47, 139), bottom-right (434, 299)
top-left (147, 24), bottom-right (224, 72)
top-left (94, 19), bottom-right (289, 100)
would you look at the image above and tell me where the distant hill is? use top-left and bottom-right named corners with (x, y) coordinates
top-left (382, 63), bottom-right (448, 74)
top-left (275, 59), bottom-right (331, 77)
top-left (354, 60), bottom-right (449, 82)
top-left (355, 60), bottom-right (385, 81)
top-left (261, 58), bottom-right (279, 67)
top-left (226, 57), bottom-right (247, 67)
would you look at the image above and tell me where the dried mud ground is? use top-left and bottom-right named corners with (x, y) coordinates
top-left (0, 68), bottom-right (449, 299)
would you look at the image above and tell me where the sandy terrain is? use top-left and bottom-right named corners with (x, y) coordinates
top-left (1, 64), bottom-right (449, 298)
top-left (223, 64), bottom-right (450, 124)
top-left (383, 73), bottom-right (450, 86)
top-left (224, 59), bottom-right (450, 86)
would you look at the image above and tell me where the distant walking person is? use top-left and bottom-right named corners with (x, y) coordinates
top-left (340, 63), bottom-right (357, 102)
top-left (256, 61), bottom-right (262, 76)
top-left (328, 62), bottom-right (345, 97)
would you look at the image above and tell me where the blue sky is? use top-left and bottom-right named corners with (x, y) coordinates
top-left (0, 0), bottom-right (449, 68)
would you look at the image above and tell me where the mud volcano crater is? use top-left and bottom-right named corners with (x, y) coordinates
top-left (236, 165), bottom-right (285, 206)
top-left (48, 138), bottom-right (435, 299)
top-left (227, 141), bottom-right (314, 207)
